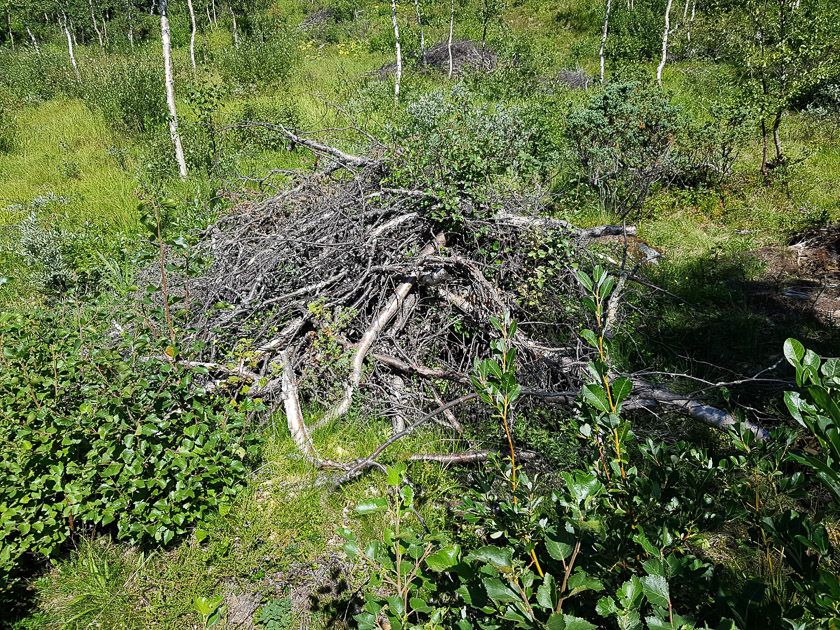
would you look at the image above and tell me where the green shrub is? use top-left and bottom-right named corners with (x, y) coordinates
top-left (80, 55), bottom-right (168, 135)
top-left (216, 35), bottom-right (299, 92)
top-left (566, 81), bottom-right (743, 217)
top-left (0, 48), bottom-right (75, 104)
top-left (386, 87), bottom-right (555, 223)
top-left (0, 306), bottom-right (262, 595)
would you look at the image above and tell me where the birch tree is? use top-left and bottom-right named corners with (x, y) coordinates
top-left (229, 4), bottom-right (239, 48)
top-left (186, 0), bottom-right (197, 70)
top-left (447, 0), bottom-right (454, 79)
top-left (656, 0), bottom-right (673, 86)
top-left (390, 0), bottom-right (401, 103)
top-left (61, 12), bottom-right (81, 81)
top-left (160, 0), bottom-right (188, 178)
top-left (26, 25), bottom-right (39, 53)
top-left (89, 0), bottom-right (105, 49)
top-left (599, 0), bottom-right (611, 82)
top-left (413, 0), bottom-right (424, 61)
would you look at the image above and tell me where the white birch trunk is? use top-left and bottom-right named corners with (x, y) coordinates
top-left (413, 0), bottom-right (425, 61)
top-left (6, 11), bottom-right (13, 50)
top-left (160, 0), bottom-right (188, 178)
top-left (230, 5), bottom-right (239, 48)
top-left (447, 0), bottom-right (454, 79)
top-left (128, 6), bottom-right (135, 48)
top-left (212, 0), bottom-right (217, 25)
top-left (89, 0), bottom-right (104, 49)
top-left (657, 0), bottom-right (673, 86)
top-left (599, 0), bottom-right (612, 82)
top-left (186, 0), bottom-right (197, 70)
top-left (26, 26), bottom-right (40, 53)
top-left (62, 14), bottom-right (81, 81)
top-left (390, 0), bottom-right (402, 103)
top-left (687, 0), bottom-right (696, 43)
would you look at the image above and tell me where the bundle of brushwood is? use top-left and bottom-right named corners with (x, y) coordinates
top-left (175, 124), bottom-right (767, 484)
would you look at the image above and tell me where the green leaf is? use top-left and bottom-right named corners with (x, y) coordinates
top-left (783, 338), bottom-right (805, 367)
top-left (536, 572), bottom-right (556, 610)
top-left (580, 329), bottom-right (600, 349)
top-left (595, 596), bottom-right (618, 617)
top-left (355, 498), bottom-right (388, 514)
top-left (611, 377), bottom-right (633, 406)
top-left (582, 383), bottom-right (611, 414)
top-left (426, 544), bottom-right (461, 572)
top-left (468, 545), bottom-right (513, 572)
top-left (545, 537), bottom-right (573, 561)
top-left (641, 575), bottom-right (670, 609)
top-left (483, 577), bottom-right (519, 603)
top-left (567, 570), bottom-right (604, 596)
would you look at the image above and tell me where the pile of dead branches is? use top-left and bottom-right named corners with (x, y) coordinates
top-left (174, 125), bottom-right (767, 484)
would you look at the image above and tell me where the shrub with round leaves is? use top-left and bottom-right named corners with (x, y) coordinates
top-left (0, 307), bottom-right (262, 594)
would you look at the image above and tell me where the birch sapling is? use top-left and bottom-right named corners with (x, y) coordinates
top-left (448, 0), bottom-right (454, 79)
top-left (160, 0), bottom-right (189, 178)
top-left (657, 0), bottom-right (673, 86)
top-left (600, 0), bottom-right (612, 82)
top-left (390, 0), bottom-right (402, 103)
top-left (187, 0), bottom-right (197, 70)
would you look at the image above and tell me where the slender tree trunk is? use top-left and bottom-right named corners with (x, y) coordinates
top-left (687, 0), bottom-right (696, 44)
top-left (390, 0), bottom-right (402, 103)
top-left (205, 4), bottom-right (212, 25)
top-left (447, 0), bottom-right (454, 79)
top-left (772, 109), bottom-right (784, 163)
top-left (6, 10), bottom-right (13, 50)
top-left (413, 0), bottom-right (425, 62)
top-left (760, 118), bottom-right (769, 177)
top-left (212, 0), bottom-right (217, 25)
top-left (656, 0), bottom-right (673, 86)
top-left (102, 12), bottom-right (108, 46)
top-left (89, 0), bottom-right (104, 49)
top-left (229, 5), bottom-right (239, 48)
top-left (150, 0), bottom-right (156, 15)
top-left (62, 13), bottom-right (81, 81)
top-left (160, 0), bottom-right (188, 178)
top-left (599, 0), bottom-right (612, 82)
top-left (128, 5), bottom-right (135, 48)
top-left (186, 0), bottom-right (197, 70)
top-left (26, 25), bottom-right (40, 53)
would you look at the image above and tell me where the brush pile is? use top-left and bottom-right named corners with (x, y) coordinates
top-left (174, 125), bottom-right (766, 482)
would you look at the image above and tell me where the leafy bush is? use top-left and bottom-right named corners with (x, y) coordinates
top-left (216, 35), bottom-right (299, 92)
top-left (566, 81), bottom-right (682, 218)
top-left (607, 0), bottom-right (669, 62)
top-left (387, 87), bottom-right (554, 223)
top-left (80, 55), bottom-right (168, 135)
top-left (0, 48), bottom-right (75, 104)
top-left (566, 81), bottom-right (743, 217)
top-left (0, 306), bottom-right (262, 595)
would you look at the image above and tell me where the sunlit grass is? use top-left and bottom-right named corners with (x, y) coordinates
top-left (0, 99), bottom-right (139, 230)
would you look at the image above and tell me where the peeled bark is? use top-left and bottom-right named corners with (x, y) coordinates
top-left (390, 0), bottom-right (402, 103)
top-left (447, 0), bottom-right (454, 79)
top-left (62, 13), bottom-right (81, 81)
top-left (656, 0), bottom-right (673, 86)
top-left (186, 0), bottom-right (197, 70)
top-left (160, 0), bottom-right (188, 179)
top-left (599, 0), bottom-right (612, 82)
